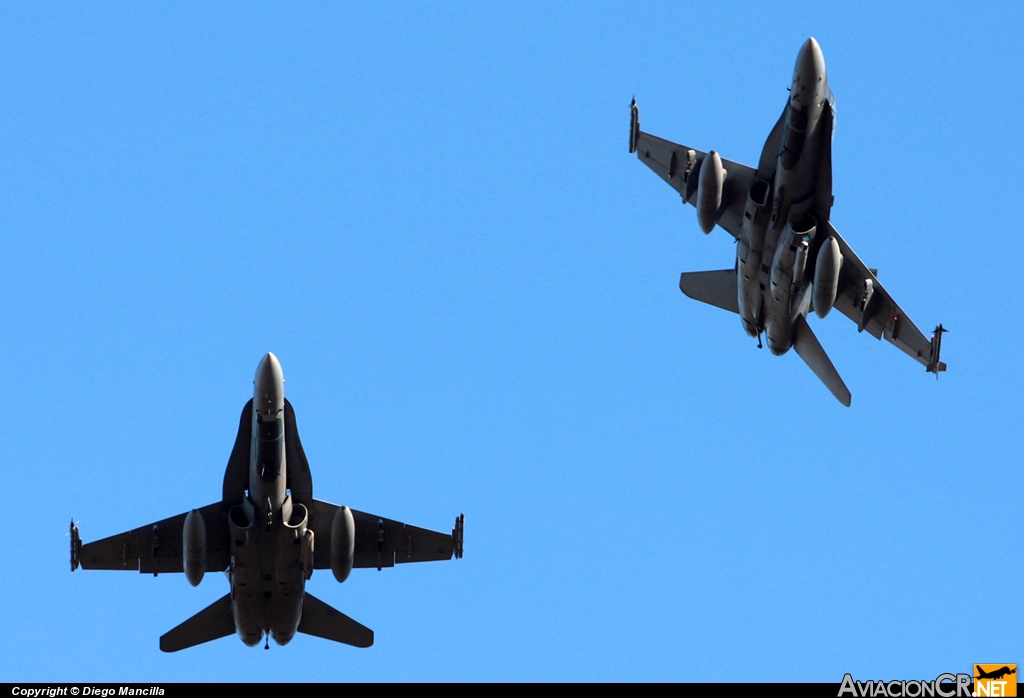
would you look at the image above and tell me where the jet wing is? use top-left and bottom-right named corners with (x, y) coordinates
top-left (309, 498), bottom-right (456, 570)
top-left (826, 221), bottom-right (945, 372)
top-left (630, 105), bottom-right (758, 240)
top-left (77, 501), bottom-right (231, 574)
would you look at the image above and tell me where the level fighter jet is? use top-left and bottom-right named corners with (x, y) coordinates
top-left (71, 352), bottom-right (464, 652)
top-left (629, 38), bottom-right (946, 405)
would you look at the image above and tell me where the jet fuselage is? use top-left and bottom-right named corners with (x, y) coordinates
top-left (737, 37), bottom-right (833, 355)
top-left (231, 352), bottom-right (312, 647)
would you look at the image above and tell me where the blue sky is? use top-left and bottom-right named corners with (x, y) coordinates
top-left (2, 1), bottom-right (1021, 682)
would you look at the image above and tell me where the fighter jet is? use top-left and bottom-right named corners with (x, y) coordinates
top-left (71, 352), bottom-right (464, 652)
top-left (629, 38), bottom-right (946, 405)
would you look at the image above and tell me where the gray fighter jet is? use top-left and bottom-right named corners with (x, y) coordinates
top-left (71, 352), bottom-right (464, 652)
top-left (630, 38), bottom-right (946, 405)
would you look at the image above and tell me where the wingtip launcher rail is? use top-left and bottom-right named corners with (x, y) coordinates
top-left (926, 324), bottom-right (947, 376)
top-left (452, 513), bottom-right (465, 560)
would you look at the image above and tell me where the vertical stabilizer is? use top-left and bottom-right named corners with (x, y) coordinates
top-left (792, 316), bottom-right (852, 406)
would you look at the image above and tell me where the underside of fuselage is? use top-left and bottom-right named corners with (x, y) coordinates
top-left (224, 352), bottom-right (314, 646)
top-left (737, 37), bottom-right (833, 357)
top-left (228, 491), bottom-right (312, 647)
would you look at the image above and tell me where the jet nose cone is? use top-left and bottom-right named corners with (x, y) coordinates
top-left (792, 37), bottom-right (827, 105)
top-left (795, 37), bottom-right (825, 77)
top-left (254, 352), bottom-right (284, 392)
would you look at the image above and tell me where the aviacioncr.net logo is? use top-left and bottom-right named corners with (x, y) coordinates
top-left (974, 665), bottom-right (1017, 697)
top-left (838, 673), bottom-right (972, 698)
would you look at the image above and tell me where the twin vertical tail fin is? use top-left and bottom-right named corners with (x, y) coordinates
top-left (160, 593), bottom-right (235, 652)
top-left (793, 315), bottom-right (852, 406)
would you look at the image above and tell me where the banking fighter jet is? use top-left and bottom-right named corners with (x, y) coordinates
top-left (629, 38), bottom-right (946, 405)
top-left (71, 353), bottom-right (465, 651)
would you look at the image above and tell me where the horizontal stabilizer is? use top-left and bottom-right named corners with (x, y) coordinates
top-left (298, 591), bottom-right (374, 648)
top-left (792, 316), bottom-right (852, 406)
top-left (160, 593), bottom-right (235, 652)
top-left (678, 269), bottom-right (739, 314)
